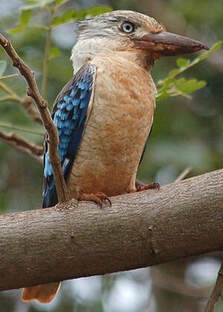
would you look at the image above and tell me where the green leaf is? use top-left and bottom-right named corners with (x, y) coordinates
top-left (176, 78), bottom-right (206, 94)
top-left (53, 0), bottom-right (69, 11)
top-left (0, 61), bottom-right (7, 77)
top-left (177, 58), bottom-right (190, 68)
top-left (8, 26), bottom-right (26, 34)
top-left (84, 6), bottom-right (113, 16)
top-left (55, 0), bottom-right (68, 4)
top-left (19, 9), bottom-right (32, 26)
top-left (21, 4), bottom-right (42, 10)
top-left (51, 6), bottom-right (112, 27)
top-left (157, 41), bottom-right (222, 101)
top-left (156, 76), bottom-right (207, 102)
top-left (51, 9), bottom-right (75, 26)
top-left (156, 91), bottom-right (170, 102)
top-left (21, 0), bottom-right (55, 10)
top-left (8, 9), bottom-right (32, 33)
top-left (49, 47), bottom-right (61, 60)
top-left (168, 69), bottom-right (180, 78)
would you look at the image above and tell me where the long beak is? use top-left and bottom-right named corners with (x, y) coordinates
top-left (132, 31), bottom-right (209, 56)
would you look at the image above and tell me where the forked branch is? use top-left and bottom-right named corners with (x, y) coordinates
top-left (0, 32), bottom-right (68, 202)
top-left (0, 130), bottom-right (43, 163)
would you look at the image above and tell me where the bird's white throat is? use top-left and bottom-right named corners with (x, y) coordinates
top-left (71, 37), bottom-right (120, 74)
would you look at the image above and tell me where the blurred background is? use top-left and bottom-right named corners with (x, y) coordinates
top-left (0, 0), bottom-right (222, 311)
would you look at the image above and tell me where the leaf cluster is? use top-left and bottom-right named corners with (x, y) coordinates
top-left (8, 0), bottom-right (112, 34)
top-left (156, 42), bottom-right (222, 102)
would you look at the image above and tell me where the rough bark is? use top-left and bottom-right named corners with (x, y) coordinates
top-left (0, 168), bottom-right (222, 291)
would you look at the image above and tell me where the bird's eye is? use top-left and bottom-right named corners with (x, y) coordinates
top-left (121, 22), bottom-right (135, 33)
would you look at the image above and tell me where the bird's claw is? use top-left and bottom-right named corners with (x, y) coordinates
top-left (79, 192), bottom-right (112, 208)
top-left (136, 181), bottom-right (160, 192)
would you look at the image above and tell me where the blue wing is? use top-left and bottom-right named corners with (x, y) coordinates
top-left (43, 63), bottom-right (96, 208)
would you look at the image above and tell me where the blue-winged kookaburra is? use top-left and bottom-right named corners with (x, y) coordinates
top-left (22, 10), bottom-right (208, 303)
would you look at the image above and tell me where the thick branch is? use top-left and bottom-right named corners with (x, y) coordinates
top-left (0, 130), bottom-right (43, 163)
top-left (0, 33), bottom-right (68, 202)
top-left (0, 168), bottom-right (223, 291)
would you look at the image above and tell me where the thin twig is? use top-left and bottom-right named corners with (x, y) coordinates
top-left (0, 122), bottom-right (44, 136)
top-left (0, 96), bottom-right (15, 102)
top-left (151, 267), bottom-right (211, 298)
top-left (174, 167), bottom-right (192, 183)
top-left (0, 81), bottom-right (42, 124)
top-left (21, 96), bottom-right (42, 124)
top-left (205, 263), bottom-right (223, 312)
top-left (0, 81), bottom-right (20, 101)
top-left (0, 32), bottom-right (69, 202)
top-left (0, 73), bottom-right (19, 80)
top-left (137, 167), bottom-right (192, 188)
top-left (41, 6), bottom-right (55, 99)
top-left (41, 24), bottom-right (52, 99)
top-left (0, 130), bottom-right (43, 163)
top-left (27, 25), bottom-right (50, 31)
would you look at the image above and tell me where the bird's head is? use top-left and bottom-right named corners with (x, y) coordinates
top-left (71, 10), bottom-right (208, 72)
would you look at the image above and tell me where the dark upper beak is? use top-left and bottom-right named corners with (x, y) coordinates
top-left (132, 31), bottom-right (209, 56)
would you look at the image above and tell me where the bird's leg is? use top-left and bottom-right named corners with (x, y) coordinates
top-left (135, 180), bottom-right (160, 192)
top-left (78, 192), bottom-right (112, 208)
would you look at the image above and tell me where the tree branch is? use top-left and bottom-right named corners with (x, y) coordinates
top-left (0, 81), bottom-right (42, 124)
top-left (205, 264), bottom-right (223, 312)
top-left (0, 168), bottom-right (222, 291)
top-left (0, 130), bottom-right (43, 163)
top-left (0, 122), bottom-right (44, 136)
top-left (0, 32), bottom-right (68, 202)
top-left (21, 95), bottom-right (42, 124)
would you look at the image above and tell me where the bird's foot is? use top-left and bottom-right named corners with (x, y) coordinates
top-left (135, 181), bottom-right (160, 192)
top-left (79, 192), bottom-right (111, 208)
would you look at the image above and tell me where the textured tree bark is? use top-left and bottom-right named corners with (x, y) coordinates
top-left (0, 168), bottom-right (222, 291)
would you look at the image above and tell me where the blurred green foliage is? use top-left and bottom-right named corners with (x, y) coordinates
top-left (0, 0), bottom-right (222, 311)
top-left (8, 0), bottom-right (112, 33)
top-left (0, 60), bottom-right (7, 75)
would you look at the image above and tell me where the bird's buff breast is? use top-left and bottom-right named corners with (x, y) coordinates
top-left (68, 56), bottom-right (156, 198)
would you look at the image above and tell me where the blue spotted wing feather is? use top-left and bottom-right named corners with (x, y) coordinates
top-left (43, 63), bottom-right (96, 208)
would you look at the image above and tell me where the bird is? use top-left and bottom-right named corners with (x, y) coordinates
top-left (22, 10), bottom-right (208, 303)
